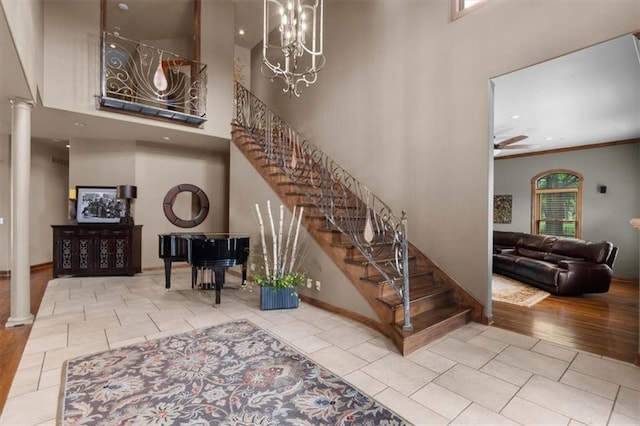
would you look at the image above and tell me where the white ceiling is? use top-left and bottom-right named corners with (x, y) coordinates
top-left (492, 34), bottom-right (640, 157)
top-left (1, 2), bottom-right (639, 155)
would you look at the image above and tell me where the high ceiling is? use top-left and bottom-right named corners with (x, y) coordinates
top-left (1, 2), bottom-right (639, 155)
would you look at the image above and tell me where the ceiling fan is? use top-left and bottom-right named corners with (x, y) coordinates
top-left (493, 134), bottom-right (529, 150)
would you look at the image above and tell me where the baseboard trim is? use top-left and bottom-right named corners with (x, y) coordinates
top-left (298, 294), bottom-right (387, 336)
top-left (0, 262), bottom-right (53, 278)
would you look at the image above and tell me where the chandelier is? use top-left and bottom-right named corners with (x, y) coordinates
top-left (262, 0), bottom-right (325, 97)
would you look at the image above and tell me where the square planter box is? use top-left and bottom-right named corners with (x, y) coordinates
top-left (260, 287), bottom-right (299, 310)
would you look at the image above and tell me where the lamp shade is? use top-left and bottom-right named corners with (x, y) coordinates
top-left (116, 185), bottom-right (137, 199)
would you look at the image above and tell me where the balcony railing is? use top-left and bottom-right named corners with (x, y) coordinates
top-left (97, 32), bottom-right (207, 126)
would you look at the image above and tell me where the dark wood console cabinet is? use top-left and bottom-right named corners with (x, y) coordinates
top-left (52, 224), bottom-right (142, 278)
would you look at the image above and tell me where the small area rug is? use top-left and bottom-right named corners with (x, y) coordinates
top-left (492, 274), bottom-right (550, 307)
top-left (59, 319), bottom-right (408, 425)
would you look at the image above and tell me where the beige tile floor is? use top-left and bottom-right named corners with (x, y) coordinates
top-left (1, 269), bottom-right (639, 425)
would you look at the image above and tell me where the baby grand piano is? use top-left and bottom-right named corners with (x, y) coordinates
top-left (158, 232), bottom-right (250, 305)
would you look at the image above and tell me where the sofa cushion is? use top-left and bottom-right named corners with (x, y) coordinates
top-left (543, 253), bottom-right (584, 264)
top-left (494, 231), bottom-right (526, 247)
top-left (514, 257), bottom-right (559, 286)
top-left (550, 239), bottom-right (613, 264)
top-left (516, 247), bottom-right (547, 260)
top-left (517, 234), bottom-right (557, 252)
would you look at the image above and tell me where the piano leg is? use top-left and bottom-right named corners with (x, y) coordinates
top-left (192, 267), bottom-right (198, 289)
top-left (241, 262), bottom-right (248, 286)
top-left (214, 268), bottom-right (224, 305)
top-left (164, 259), bottom-right (172, 289)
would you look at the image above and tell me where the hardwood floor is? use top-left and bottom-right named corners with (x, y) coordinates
top-left (0, 270), bottom-right (637, 416)
top-left (0, 268), bottom-right (49, 416)
top-left (493, 278), bottom-right (639, 364)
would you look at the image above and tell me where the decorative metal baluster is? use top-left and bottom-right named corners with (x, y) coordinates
top-left (232, 83), bottom-right (410, 315)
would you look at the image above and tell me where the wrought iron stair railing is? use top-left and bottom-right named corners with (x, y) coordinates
top-left (233, 82), bottom-right (413, 330)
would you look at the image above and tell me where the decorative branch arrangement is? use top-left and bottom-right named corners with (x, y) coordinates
top-left (253, 201), bottom-right (306, 288)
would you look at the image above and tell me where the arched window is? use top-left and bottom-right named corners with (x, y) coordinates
top-left (531, 170), bottom-right (583, 238)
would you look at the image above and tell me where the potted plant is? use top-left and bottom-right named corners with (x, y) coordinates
top-left (253, 201), bottom-right (306, 310)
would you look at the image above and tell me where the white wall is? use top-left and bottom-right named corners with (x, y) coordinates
top-left (234, 45), bottom-right (251, 90)
top-left (30, 141), bottom-right (69, 265)
top-left (0, 0), bottom-right (43, 100)
top-left (247, 0), bottom-right (640, 316)
top-left (0, 135), bottom-right (10, 271)
top-left (494, 143), bottom-right (640, 278)
top-left (0, 138), bottom-right (68, 271)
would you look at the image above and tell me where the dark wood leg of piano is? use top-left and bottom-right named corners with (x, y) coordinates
top-left (164, 259), bottom-right (172, 289)
top-left (214, 268), bottom-right (224, 305)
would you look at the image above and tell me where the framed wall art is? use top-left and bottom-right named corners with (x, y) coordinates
top-left (493, 194), bottom-right (513, 224)
top-left (75, 186), bottom-right (124, 224)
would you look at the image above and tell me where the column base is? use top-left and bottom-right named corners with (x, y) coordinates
top-left (5, 314), bottom-right (34, 328)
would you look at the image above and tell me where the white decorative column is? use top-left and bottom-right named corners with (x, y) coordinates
top-left (631, 218), bottom-right (640, 366)
top-left (6, 99), bottom-right (34, 328)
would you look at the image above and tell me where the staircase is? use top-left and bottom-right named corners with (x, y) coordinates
top-left (232, 83), bottom-right (483, 355)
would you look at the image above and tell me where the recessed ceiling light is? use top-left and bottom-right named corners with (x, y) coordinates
top-left (162, 136), bottom-right (171, 141)
top-left (73, 122), bottom-right (85, 127)
top-left (511, 114), bottom-right (520, 119)
top-left (109, 43), bottom-right (116, 48)
top-left (65, 144), bottom-right (70, 148)
top-left (238, 28), bottom-right (245, 36)
top-left (117, 2), bottom-right (129, 11)
top-left (546, 137), bottom-right (553, 141)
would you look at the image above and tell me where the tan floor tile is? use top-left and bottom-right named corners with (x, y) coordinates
top-left (480, 359), bottom-right (532, 386)
top-left (570, 353), bottom-right (640, 391)
top-left (517, 375), bottom-right (614, 425)
top-left (613, 387), bottom-right (640, 420)
top-left (480, 326), bottom-right (539, 349)
top-left (411, 382), bottom-right (471, 420)
top-left (496, 345), bottom-right (569, 380)
top-left (561, 369), bottom-right (619, 400)
top-left (450, 402), bottom-right (519, 425)
top-left (361, 354), bottom-right (438, 395)
top-left (308, 346), bottom-right (368, 377)
top-left (408, 347), bottom-right (457, 374)
top-left (429, 337), bottom-right (497, 369)
top-left (1, 386), bottom-right (59, 425)
top-left (374, 387), bottom-right (449, 425)
top-left (343, 370), bottom-right (388, 397)
top-left (434, 364), bottom-right (518, 412)
top-left (532, 340), bottom-right (578, 362)
top-left (501, 395), bottom-right (571, 425)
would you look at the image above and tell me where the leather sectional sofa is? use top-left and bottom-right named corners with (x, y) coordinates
top-left (493, 231), bottom-right (618, 296)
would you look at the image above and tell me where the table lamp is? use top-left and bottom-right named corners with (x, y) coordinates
top-left (116, 185), bottom-right (137, 225)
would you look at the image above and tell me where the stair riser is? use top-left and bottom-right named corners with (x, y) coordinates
top-left (399, 312), bottom-right (472, 356)
top-left (392, 292), bottom-right (453, 323)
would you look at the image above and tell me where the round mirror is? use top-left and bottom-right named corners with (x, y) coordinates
top-left (162, 184), bottom-right (209, 228)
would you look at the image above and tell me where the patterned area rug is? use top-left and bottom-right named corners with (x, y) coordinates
top-left (492, 274), bottom-right (550, 307)
top-left (59, 320), bottom-right (408, 425)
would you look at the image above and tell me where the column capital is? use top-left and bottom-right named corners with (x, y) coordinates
top-left (9, 98), bottom-right (35, 110)
top-left (631, 218), bottom-right (640, 230)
